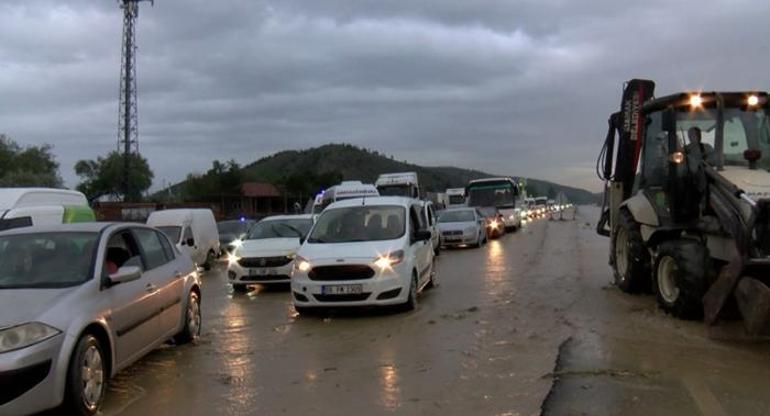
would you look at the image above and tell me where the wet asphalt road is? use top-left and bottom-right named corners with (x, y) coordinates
top-left (92, 207), bottom-right (770, 416)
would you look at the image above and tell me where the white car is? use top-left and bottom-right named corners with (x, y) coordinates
top-left (148, 209), bottom-right (220, 271)
top-left (437, 207), bottom-right (487, 248)
top-left (227, 215), bottom-right (314, 291)
top-left (291, 197), bottom-right (436, 312)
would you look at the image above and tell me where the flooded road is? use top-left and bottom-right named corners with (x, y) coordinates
top-left (97, 207), bottom-right (770, 416)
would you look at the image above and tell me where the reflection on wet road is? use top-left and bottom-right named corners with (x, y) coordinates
top-left (94, 207), bottom-right (770, 416)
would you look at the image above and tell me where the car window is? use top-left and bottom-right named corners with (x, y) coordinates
top-left (158, 230), bottom-right (176, 260)
top-left (183, 226), bottom-right (193, 241)
top-left (133, 228), bottom-right (172, 270)
top-left (105, 230), bottom-right (144, 274)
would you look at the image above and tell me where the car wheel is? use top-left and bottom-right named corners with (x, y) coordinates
top-left (427, 257), bottom-right (439, 289)
top-left (401, 272), bottom-right (418, 311)
top-left (295, 306), bottom-right (317, 316)
top-left (174, 291), bottom-right (202, 344)
top-left (232, 284), bottom-right (249, 293)
top-left (202, 250), bottom-right (215, 271)
top-left (62, 334), bottom-right (106, 416)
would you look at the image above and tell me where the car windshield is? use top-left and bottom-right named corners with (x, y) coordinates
top-left (0, 232), bottom-right (98, 289)
top-left (218, 221), bottom-right (251, 236)
top-left (157, 226), bottom-right (181, 243)
top-left (377, 185), bottom-right (412, 197)
top-left (468, 183), bottom-right (516, 209)
top-left (247, 219), bottom-right (313, 240)
top-left (308, 205), bottom-right (405, 243)
top-left (439, 210), bottom-right (476, 223)
top-left (478, 207), bottom-right (497, 217)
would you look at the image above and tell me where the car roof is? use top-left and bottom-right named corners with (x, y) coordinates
top-left (0, 221), bottom-right (131, 237)
top-left (327, 196), bottom-right (414, 209)
top-left (441, 206), bottom-right (476, 212)
top-left (260, 214), bottom-right (314, 221)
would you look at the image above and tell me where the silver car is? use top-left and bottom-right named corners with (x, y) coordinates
top-left (437, 207), bottom-right (487, 248)
top-left (0, 223), bottom-right (202, 415)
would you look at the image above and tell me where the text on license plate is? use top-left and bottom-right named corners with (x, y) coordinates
top-left (322, 284), bottom-right (363, 295)
top-left (250, 268), bottom-right (277, 276)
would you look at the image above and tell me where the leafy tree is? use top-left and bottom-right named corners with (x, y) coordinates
top-left (183, 160), bottom-right (242, 201)
top-left (0, 134), bottom-right (62, 187)
top-left (75, 151), bottom-right (154, 202)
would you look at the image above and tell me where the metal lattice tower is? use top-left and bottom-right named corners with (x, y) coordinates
top-left (117, 0), bottom-right (152, 199)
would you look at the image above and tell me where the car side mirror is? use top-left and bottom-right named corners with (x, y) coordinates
top-left (184, 238), bottom-right (195, 247)
top-left (109, 266), bottom-right (142, 285)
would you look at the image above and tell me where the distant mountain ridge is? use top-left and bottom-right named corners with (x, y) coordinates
top-left (235, 144), bottom-right (598, 204)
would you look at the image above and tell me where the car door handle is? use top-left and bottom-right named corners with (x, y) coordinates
top-left (145, 283), bottom-right (158, 293)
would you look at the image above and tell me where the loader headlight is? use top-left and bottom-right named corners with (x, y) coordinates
top-left (689, 94), bottom-right (703, 109)
top-left (748, 94), bottom-right (760, 106)
top-left (670, 151), bottom-right (685, 164)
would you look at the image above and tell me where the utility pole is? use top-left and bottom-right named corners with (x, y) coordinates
top-left (117, 0), bottom-right (153, 201)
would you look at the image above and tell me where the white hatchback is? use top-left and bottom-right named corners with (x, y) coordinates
top-left (227, 215), bottom-right (314, 291)
top-left (291, 197), bottom-right (436, 312)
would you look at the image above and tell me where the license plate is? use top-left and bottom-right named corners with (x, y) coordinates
top-left (250, 268), bottom-right (277, 276)
top-left (322, 284), bottom-right (363, 295)
top-left (445, 236), bottom-right (461, 241)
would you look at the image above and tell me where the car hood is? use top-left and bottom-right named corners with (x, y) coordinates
top-left (438, 222), bottom-right (476, 232)
top-left (300, 241), bottom-right (402, 261)
top-left (237, 238), bottom-right (301, 257)
top-left (0, 288), bottom-right (74, 328)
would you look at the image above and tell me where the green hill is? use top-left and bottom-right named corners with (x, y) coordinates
top-left (162, 143), bottom-right (598, 205)
top-left (238, 144), bottom-right (597, 204)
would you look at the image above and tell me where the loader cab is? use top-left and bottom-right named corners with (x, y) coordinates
top-left (632, 92), bottom-right (770, 223)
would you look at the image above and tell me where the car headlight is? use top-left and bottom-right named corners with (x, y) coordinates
top-left (294, 256), bottom-right (311, 273)
top-left (227, 252), bottom-right (241, 268)
top-left (374, 250), bottom-right (404, 271)
top-left (0, 322), bottom-right (61, 354)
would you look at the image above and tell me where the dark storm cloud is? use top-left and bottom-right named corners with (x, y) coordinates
top-left (1, 0), bottom-right (769, 191)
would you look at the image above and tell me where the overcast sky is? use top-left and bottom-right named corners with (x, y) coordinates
top-left (1, 0), bottom-right (769, 192)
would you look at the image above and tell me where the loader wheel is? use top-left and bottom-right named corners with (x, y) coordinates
top-left (654, 240), bottom-right (710, 320)
top-left (612, 210), bottom-right (650, 293)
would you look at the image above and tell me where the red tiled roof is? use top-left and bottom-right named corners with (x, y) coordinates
top-left (241, 182), bottom-right (281, 198)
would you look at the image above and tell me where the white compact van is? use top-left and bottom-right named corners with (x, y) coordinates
top-left (148, 208), bottom-right (220, 270)
top-left (0, 188), bottom-right (95, 231)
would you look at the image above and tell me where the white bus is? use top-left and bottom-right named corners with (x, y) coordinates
top-left (466, 177), bottom-right (522, 230)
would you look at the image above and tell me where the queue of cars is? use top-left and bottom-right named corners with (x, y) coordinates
top-left (0, 178), bottom-right (547, 415)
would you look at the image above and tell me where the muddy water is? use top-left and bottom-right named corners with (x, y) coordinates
top-left (91, 207), bottom-right (770, 416)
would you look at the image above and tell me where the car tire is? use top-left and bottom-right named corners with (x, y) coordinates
top-left (174, 291), bottom-right (202, 344)
top-left (612, 210), bottom-right (651, 293)
top-left (295, 306), bottom-right (317, 316)
top-left (654, 240), bottom-right (710, 320)
top-left (427, 257), bottom-right (439, 289)
top-left (202, 250), bottom-right (215, 271)
top-left (232, 284), bottom-right (249, 293)
top-left (62, 334), bottom-right (107, 416)
top-left (401, 272), bottom-right (418, 311)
